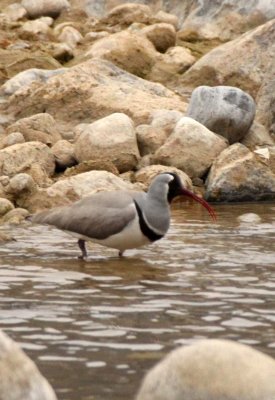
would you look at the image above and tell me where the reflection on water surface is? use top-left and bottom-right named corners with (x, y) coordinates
top-left (0, 202), bottom-right (275, 399)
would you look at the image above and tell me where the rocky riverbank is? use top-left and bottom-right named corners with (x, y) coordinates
top-left (0, 0), bottom-right (274, 225)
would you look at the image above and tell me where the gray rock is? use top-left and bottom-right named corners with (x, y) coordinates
top-left (187, 86), bottom-right (256, 144)
top-left (136, 339), bottom-right (275, 400)
top-left (205, 143), bottom-right (275, 202)
top-left (0, 329), bottom-right (57, 400)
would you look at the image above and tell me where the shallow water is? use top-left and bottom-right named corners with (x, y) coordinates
top-left (0, 202), bottom-right (275, 400)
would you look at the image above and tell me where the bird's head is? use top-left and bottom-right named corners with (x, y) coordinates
top-left (160, 172), bottom-right (216, 221)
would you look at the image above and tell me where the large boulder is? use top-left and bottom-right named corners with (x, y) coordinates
top-left (5, 59), bottom-right (187, 132)
top-left (136, 339), bottom-right (275, 400)
top-left (175, 0), bottom-right (275, 40)
top-left (6, 113), bottom-right (61, 146)
top-left (181, 20), bottom-right (275, 99)
top-left (153, 117), bottom-right (228, 178)
top-left (0, 329), bottom-right (57, 400)
top-left (0, 142), bottom-right (55, 178)
top-left (84, 30), bottom-right (158, 78)
top-left (205, 143), bottom-right (275, 201)
top-left (74, 113), bottom-right (140, 173)
top-left (186, 86), bottom-right (256, 144)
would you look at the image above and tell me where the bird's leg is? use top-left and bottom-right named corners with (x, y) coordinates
top-left (119, 250), bottom-right (124, 257)
top-left (78, 239), bottom-right (87, 260)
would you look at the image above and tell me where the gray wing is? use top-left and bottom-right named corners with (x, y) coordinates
top-left (31, 191), bottom-right (138, 239)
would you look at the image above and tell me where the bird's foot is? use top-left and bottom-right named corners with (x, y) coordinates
top-left (118, 250), bottom-right (124, 257)
top-left (78, 239), bottom-right (88, 260)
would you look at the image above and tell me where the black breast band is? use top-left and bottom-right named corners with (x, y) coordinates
top-left (134, 201), bottom-right (163, 242)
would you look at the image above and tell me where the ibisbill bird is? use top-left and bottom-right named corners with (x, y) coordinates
top-left (29, 172), bottom-right (216, 259)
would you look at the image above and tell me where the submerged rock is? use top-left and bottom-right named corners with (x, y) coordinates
top-left (137, 339), bottom-right (275, 400)
top-left (187, 86), bottom-right (256, 143)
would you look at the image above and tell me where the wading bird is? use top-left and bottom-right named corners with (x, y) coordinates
top-left (29, 172), bottom-right (216, 259)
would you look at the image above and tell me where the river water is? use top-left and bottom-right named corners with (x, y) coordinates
top-left (0, 202), bottom-right (275, 400)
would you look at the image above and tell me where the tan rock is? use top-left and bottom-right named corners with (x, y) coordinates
top-left (64, 160), bottom-right (119, 177)
top-left (7, 113), bottom-right (62, 146)
top-left (0, 142), bottom-right (55, 178)
top-left (5, 173), bottom-right (36, 195)
top-left (181, 20), bottom-right (275, 99)
top-left (85, 30), bottom-right (158, 78)
top-left (58, 26), bottom-right (83, 48)
top-left (104, 3), bottom-right (152, 26)
top-left (154, 117), bottom-right (228, 178)
top-left (135, 165), bottom-right (192, 190)
top-left (148, 46), bottom-right (196, 83)
top-left (0, 198), bottom-right (14, 217)
top-left (141, 23), bottom-right (176, 53)
top-left (136, 125), bottom-right (168, 156)
top-left (52, 139), bottom-right (76, 170)
top-left (137, 339), bottom-right (275, 400)
top-left (1, 208), bottom-right (30, 224)
top-left (0, 329), bottom-right (57, 400)
top-left (206, 143), bottom-right (275, 201)
top-left (150, 109), bottom-right (184, 134)
top-left (241, 122), bottom-right (275, 149)
top-left (1, 132), bottom-right (25, 149)
top-left (84, 31), bottom-right (109, 43)
top-left (74, 113), bottom-right (140, 173)
top-left (21, 19), bottom-right (51, 36)
top-left (7, 59), bottom-right (187, 132)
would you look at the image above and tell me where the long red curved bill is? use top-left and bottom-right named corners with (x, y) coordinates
top-left (181, 188), bottom-right (217, 221)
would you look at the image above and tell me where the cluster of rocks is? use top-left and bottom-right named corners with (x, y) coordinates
top-left (0, 0), bottom-right (274, 224)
